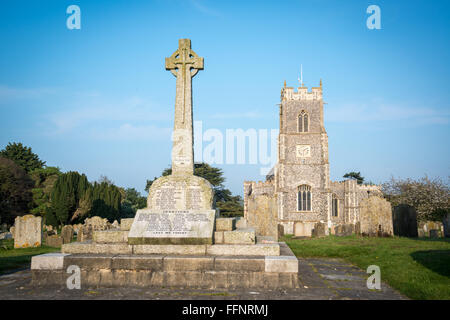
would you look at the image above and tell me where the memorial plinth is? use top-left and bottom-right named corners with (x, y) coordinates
top-left (128, 209), bottom-right (216, 245)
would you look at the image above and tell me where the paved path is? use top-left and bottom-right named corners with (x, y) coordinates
top-left (0, 258), bottom-right (406, 300)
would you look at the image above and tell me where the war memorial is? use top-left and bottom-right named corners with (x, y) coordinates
top-left (30, 39), bottom-right (300, 289)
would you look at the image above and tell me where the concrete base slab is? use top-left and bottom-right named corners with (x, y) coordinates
top-left (31, 253), bottom-right (70, 270)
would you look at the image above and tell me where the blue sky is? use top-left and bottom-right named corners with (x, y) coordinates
top-left (0, 0), bottom-right (449, 196)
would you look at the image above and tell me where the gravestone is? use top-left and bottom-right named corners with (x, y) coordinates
top-left (46, 235), bottom-right (63, 247)
top-left (84, 216), bottom-right (111, 231)
top-left (9, 226), bottom-right (15, 238)
top-left (418, 221), bottom-right (443, 237)
top-left (14, 215), bottom-right (42, 248)
top-left (429, 229), bottom-right (439, 238)
top-left (359, 196), bottom-right (393, 236)
top-left (312, 222), bottom-right (327, 237)
top-left (77, 224), bottom-right (93, 242)
top-left (61, 225), bottom-right (74, 244)
top-left (443, 213), bottom-right (450, 238)
top-left (392, 204), bottom-right (418, 237)
top-left (128, 39), bottom-right (215, 245)
top-left (335, 224), bottom-right (354, 236)
top-left (112, 220), bottom-right (119, 229)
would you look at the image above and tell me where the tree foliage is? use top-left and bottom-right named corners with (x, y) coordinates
top-left (29, 166), bottom-right (61, 217)
top-left (89, 182), bottom-right (122, 222)
top-left (120, 188), bottom-right (147, 218)
top-left (0, 142), bottom-right (45, 173)
top-left (382, 176), bottom-right (450, 221)
top-left (0, 157), bottom-right (34, 225)
top-left (343, 171), bottom-right (364, 185)
top-left (47, 171), bottom-right (90, 226)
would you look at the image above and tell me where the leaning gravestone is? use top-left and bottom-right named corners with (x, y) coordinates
top-left (14, 215), bottom-right (42, 248)
top-left (61, 225), bottom-right (74, 244)
top-left (392, 204), bottom-right (418, 237)
top-left (128, 39), bottom-right (215, 245)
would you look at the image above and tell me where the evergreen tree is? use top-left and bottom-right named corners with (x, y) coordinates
top-left (0, 142), bottom-right (45, 173)
top-left (89, 182), bottom-right (122, 222)
top-left (29, 167), bottom-right (61, 217)
top-left (0, 157), bottom-right (34, 225)
top-left (343, 171), bottom-right (365, 185)
top-left (120, 188), bottom-right (146, 218)
top-left (48, 171), bottom-right (90, 225)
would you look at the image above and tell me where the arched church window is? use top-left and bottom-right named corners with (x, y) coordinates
top-left (298, 111), bottom-right (309, 133)
top-left (332, 194), bottom-right (338, 217)
top-left (297, 185), bottom-right (311, 211)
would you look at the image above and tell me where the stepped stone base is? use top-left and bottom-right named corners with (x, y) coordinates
top-left (61, 241), bottom-right (280, 256)
top-left (214, 228), bottom-right (256, 245)
top-left (93, 230), bottom-right (128, 243)
top-left (31, 243), bottom-right (298, 289)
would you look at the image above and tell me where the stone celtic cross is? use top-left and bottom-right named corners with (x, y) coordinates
top-left (165, 39), bottom-right (204, 175)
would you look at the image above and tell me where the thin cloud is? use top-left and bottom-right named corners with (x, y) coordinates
top-left (48, 96), bottom-right (171, 133)
top-left (210, 111), bottom-right (264, 119)
top-left (0, 85), bottom-right (57, 100)
top-left (90, 123), bottom-right (172, 141)
top-left (190, 0), bottom-right (221, 17)
top-left (326, 102), bottom-right (449, 126)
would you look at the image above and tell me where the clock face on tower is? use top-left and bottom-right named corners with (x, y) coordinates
top-left (296, 145), bottom-right (311, 158)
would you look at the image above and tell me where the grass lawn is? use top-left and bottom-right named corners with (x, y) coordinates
top-left (283, 235), bottom-right (450, 300)
top-left (0, 239), bottom-right (60, 275)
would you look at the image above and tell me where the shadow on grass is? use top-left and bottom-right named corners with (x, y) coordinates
top-left (410, 250), bottom-right (450, 278)
top-left (0, 255), bottom-right (34, 275)
top-left (409, 237), bottom-right (450, 244)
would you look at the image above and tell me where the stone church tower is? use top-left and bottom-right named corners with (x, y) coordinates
top-left (244, 79), bottom-right (390, 238)
top-left (275, 81), bottom-right (330, 235)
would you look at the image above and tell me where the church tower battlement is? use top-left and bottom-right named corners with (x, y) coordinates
top-left (281, 80), bottom-right (323, 101)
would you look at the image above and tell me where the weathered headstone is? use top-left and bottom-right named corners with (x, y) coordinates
top-left (9, 226), bottom-right (15, 238)
top-left (392, 204), bottom-right (418, 237)
top-left (312, 222), bottom-right (327, 237)
top-left (429, 229), bottom-right (439, 239)
top-left (61, 225), bottom-right (74, 244)
top-left (418, 221), bottom-right (443, 237)
top-left (0, 232), bottom-right (12, 240)
top-left (128, 39), bottom-right (215, 245)
top-left (335, 224), bottom-right (354, 236)
top-left (359, 196), bottom-right (393, 236)
top-left (77, 224), bottom-right (93, 242)
top-left (46, 235), bottom-right (63, 247)
top-left (84, 216), bottom-right (111, 231)
top-left (14, 215), bottom-right (42, 248)
top-left (112, 220), bottom-right (119, 229)
top-left (443, 213), bottom-right (450, 238)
